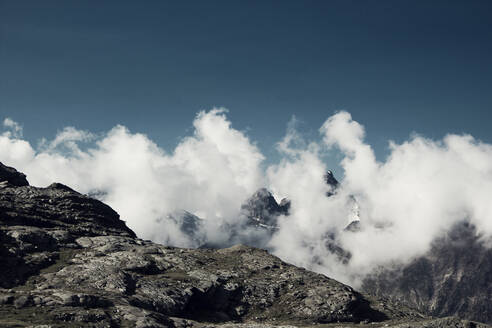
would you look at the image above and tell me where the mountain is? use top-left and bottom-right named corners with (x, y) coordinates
top-left (362, 221), bottom-right (492, 324)
top-left (0, 162), bottom-right (29, 187)
top-left (166, 210), bottom-right (207, 248)
top-left (240, 188), bottom-right (290, 230)
top-left (237, 173), bottom-right (352, 261)
top-left (324, 170), bottom-right (339, 196)
top-left (181, 170), bottom-right (341, 249)
top-left (0, 162), bottom-right (488, 328)
top-left (239, 170), bottom-right (341, 232)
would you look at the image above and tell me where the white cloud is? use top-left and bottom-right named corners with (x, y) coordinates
top-left (1, 109), bottom-right (492, 287)
top-left (3, 118), bottom-right (23, 138)
top-left (0, 109), bottom-right (264, 248)
top-left (265, 111), bottom-right (492, 285)
top-left (45, 126), bottom-right (95, 152)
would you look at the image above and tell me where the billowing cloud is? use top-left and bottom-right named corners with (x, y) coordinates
top-left (0, 109), bottom-right (264, 247)
top-left (3, 118), bottom-right (23, 138)
top-left (266, 111), bottom-right (492, 285)
top-left (2, 110), bottom-right (492, 287)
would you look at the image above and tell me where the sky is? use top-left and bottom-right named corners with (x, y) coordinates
top-left (2, 1), bottom-right (492, 286)
top-left (2, 0), bottom-right (492, 171)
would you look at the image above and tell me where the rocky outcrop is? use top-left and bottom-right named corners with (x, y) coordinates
top-left (362, 221), bottom-right (492, 324)
top-left (0, 180), bottom-right (135, 240)
top-left (0, 167), bottom-right (135, 290)
top-left (0, 162), bottom-right (489, 328)
top-left (0, 162), bottom-right (29, 187)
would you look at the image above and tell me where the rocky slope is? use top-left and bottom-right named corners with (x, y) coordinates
top-left (362, 221), bottom-right (492, 324)
top-left (0, 162), bottom-right (488, 328)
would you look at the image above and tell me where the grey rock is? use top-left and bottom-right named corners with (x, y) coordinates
top-left (13, 294), bottom-right (33, 308)
top-left (240, 188), bottom-right (290, 230)
top-left (0, 162), bottom-right (29, 186)
top-left (0, 294), bottom-right (14, 305)
top-left (324, 170), bottom-right (339, 196)
top-left (344, 220), bottom-right (361, 232)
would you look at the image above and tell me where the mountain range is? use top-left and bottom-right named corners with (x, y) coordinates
top-left (0, 161), bottom-right (489, 328)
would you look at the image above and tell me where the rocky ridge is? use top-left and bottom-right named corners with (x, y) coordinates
top-left (0, 162), bottom-right (488, 328)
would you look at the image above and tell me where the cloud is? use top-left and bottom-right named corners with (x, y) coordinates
top-left (0, 109), bottom-right (264, 247)
top-left (42, 126), bottom-right (95, 153)
top-left (1, 109), bottom-right (492, 287)
top-left (3, 118), bottom-right (23, 138)
top-left (267, 111), bottom-right (492, 285)
top-left (0, 119), bottom-right (35, 168)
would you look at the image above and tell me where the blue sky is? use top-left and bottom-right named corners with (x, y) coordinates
top-left (3, 1), bottom-right (492, 276)
top-left (1, 0), bottom-right (492, 170)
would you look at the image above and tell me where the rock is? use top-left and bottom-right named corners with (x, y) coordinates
top-left (0, 162), bottom-right (29, 186)
top-left (344, 220), bottom-right (361, 232)
top-left (13, 294), bottom-right (33, 308)
top-left (0, 294), bottom-right (14, 305)
top-left (53, 292), bottom-right (79, 306)
top-left (240, 188), bottom-right (290, 229)
top-left (324, 170), bottom-right (339, 196)
top-left (0, 171), bottom-right (135, 238)
top-left (52, 292), bottom-right (101, 307)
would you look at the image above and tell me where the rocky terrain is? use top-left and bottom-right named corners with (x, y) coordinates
top-left (0, 162), bottom-right (489, 328)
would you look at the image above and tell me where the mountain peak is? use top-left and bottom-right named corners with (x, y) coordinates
top-left (241, 187), bottom-right (290, 228)
top-left (324, 170), bottom-right (339, 187)
top-left (0, 162), bottom-right (29, 187)
top-left (324, 170), bottom-right (339, 196)
top-left (0, 163), bottom-right (135, 239)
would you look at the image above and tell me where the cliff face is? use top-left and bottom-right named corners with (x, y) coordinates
top-left (0, 162), bottom-right (487, 328)
top-left (0, 169), bottom-right (135, 290)
top-left (362, 221), bottom-right (492, 324)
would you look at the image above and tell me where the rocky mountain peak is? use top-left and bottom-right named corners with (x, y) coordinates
top-left (0, 162), bottom-right (29, 187)
top-left (240, 169), bottom-right (339, 230)
top-left (324, 170), bottom-right (339, 187)
top-left (241, 188), bottom-right (290, 229)
top-left (325, 170), bottom-right (339, 196)
top-left (0, 162), bottom-right (135, 239)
